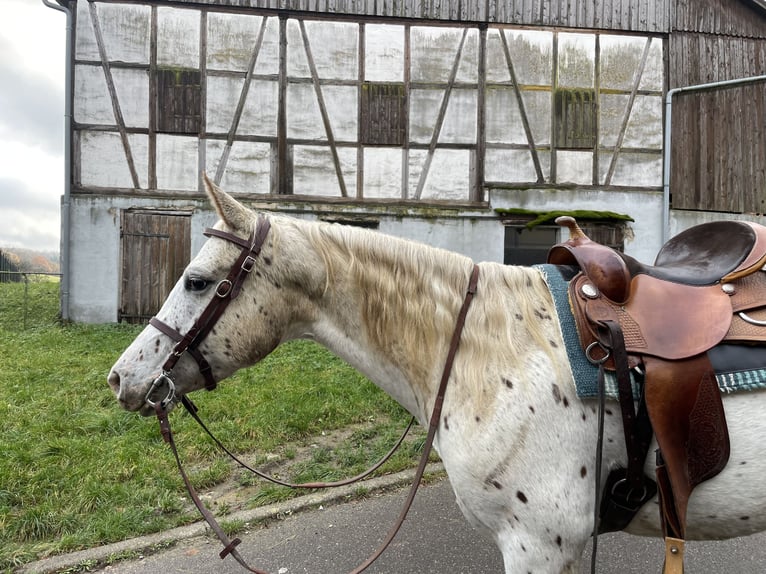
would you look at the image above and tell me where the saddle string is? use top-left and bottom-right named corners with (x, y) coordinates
top-left (155, 263), bottom-right (481, 574)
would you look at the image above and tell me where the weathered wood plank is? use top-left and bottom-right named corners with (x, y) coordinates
top-left (148, 0), bottom-right (675, 31)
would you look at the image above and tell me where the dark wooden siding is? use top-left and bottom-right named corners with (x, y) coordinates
top-left (669, 1), bottom-right (766, 214)
top-left (674, 0), bottom-right (766, 38)
top-left (671, 81), bottom-right (766, 213)
top-left (164, 0), bottom-right (672, 32)
top-left (669, 33), bottom-right (766, 87)
top-left (119, 211), bottom-right (191, 323)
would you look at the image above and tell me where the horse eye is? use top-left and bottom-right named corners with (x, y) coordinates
top-left (185, 277), bottom-right (210, 292)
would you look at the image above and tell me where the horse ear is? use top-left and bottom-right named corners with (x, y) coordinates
top-left (202, 173), bottom-right (252, 231)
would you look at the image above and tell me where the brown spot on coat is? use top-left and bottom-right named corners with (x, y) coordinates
top-left (552, 384), bottom-right (562, 404)
top-left (580, 466), bottom-right (587, 478)
top-left (516, 491), bottom-right (528, 503)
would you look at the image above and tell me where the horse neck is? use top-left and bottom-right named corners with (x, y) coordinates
top-left (301, 222), bottom-right (475, 421)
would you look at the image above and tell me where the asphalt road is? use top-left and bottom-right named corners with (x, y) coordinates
top-left (87, 479), bottom-right (765, 574)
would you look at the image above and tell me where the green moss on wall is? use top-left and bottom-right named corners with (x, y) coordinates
top-left (494, 208), bottom-right (633, 229)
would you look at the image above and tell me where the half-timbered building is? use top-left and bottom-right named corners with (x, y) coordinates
top-left (46, 0), bottom-right (766, 322)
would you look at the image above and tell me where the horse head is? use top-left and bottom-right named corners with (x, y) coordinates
top-left (107, 175), bottom-right (324, 415)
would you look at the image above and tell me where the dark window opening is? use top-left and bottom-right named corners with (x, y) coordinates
top-left (360, 82), bottom-right (406, 146)
top-left (156, 68), bottom-right (201, 134)
top-left (554, 88), bottom-right (596, 149)
top-left (503, 221), bottom-right (625, 265)
top-left (504, 226), bottom-right (559, 265)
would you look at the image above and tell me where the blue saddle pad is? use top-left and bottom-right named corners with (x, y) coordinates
top-left (535, 264), bottom-right (766, 399)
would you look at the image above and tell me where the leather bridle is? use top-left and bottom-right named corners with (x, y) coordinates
top-left (145, 213), bottom-right (481, 573)
top-left (145, 214), bottom-right (271, 409)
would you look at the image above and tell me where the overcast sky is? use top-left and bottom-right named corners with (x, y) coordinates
top-left (0, 0), bottom-right (66, 252)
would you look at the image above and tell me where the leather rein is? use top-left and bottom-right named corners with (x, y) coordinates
top-left (147, 214), bottom-right (481, 573)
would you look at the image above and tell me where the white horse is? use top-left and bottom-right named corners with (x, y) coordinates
top-left (109, 178), bottom-right (766, 573)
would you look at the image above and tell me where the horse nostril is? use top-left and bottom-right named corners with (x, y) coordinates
top-left (107, 370), bottom-right (121, 395)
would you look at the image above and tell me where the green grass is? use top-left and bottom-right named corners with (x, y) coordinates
top-left (0, 283), bottom-right (420, 571)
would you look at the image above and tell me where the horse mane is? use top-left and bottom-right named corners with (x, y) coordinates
top-left (280, 215), bottom-right (566, 413)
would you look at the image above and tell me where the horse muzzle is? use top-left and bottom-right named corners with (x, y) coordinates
top-left (107, 369), bottom-right (178, 414)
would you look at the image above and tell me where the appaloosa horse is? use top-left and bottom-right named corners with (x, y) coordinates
top-left (109, 177), bottom-right (766, 573)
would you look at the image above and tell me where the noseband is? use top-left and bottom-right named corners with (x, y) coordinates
top-left (145, 214), bottom-right (271, 409)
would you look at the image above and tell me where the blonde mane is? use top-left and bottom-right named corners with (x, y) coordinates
top-left (294, 219), bottom-right (567, 413)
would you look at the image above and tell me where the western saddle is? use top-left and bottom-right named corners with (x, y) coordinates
top-left (548, 216), bottom-right (766, 574)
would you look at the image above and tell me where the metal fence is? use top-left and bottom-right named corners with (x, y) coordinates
top-left (0, 272), bottom-right (62, 330)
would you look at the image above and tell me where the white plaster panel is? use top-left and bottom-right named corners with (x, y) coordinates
top-left (253, 17), bottom-right (280, 76)
top-left (623, 95), bottom-right (663, 148)
top-left (600, 35), bottom-right (649, 91)
top-left (74, 64), bottom-right (113, 125)
top-left (364, 148), bottom-right (402, 199)
top-left (303, 21), bottom-right (359, 81)
top-left (521, 90), bottom-right (551, 145)
top-left (558, 33), bottom-right (595, 88)
top-left (206, 140), bottom-right (272, 194)
top-left (79, 131), bottom-right (131, 187)
top-left (156, 135), bottom-right (199, 191)
top-left (157, 7), bottom-right (200, 69)
top-left (411, 27), bottom-right (477, 83)
top-left (556, 151), bottom-right (593, 185)
top-left (293, 146), bottom-right (355, 197)
top-left (287, 83), bottom-right (324, 140)
top-left (286, 19), bottom-right (310, 78)
top-left (441, 90), bottom-right (477, 144)
top-left (322, 86), bottom-right (358, 142)
top-left (205, 75), bottom-right (243, 134)
top-left (610, 153), bottom-right (663, 187)
top-left (365, 24), bottom-right (404, 82)
top-left (241, 80), bottom-right (279, 137)
top-left (503, 30), bottom-right (553, 86)
top-left (74, 3), bottom-right (150, 64)
top-left (75, 1), bottom-right (99, 61)
top-left (640, 38), bottom-right (664, 92)
top-left (418, 149), bottom-right (470, 201)
top-left (79, 132), bottom-right (148, 188)
top-left (112, 68), bottom-right (149, 128)
top-left (485, 30), bottom-right (510, 83)
top-left (485, 149), bottom-right (539, 182)
top-left (600, 94), bottom-right (629, 148)
top-left (98, 3), bottom-right (151, 64)
top-left (409, 89), bottom-right (441, 144)
top-left (207, 12), bottom-right (266, 72)
top-left (486, 88), bottom-right (525, 144)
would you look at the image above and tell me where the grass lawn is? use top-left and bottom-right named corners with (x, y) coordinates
top-left (0, 282), bottom-right (421, 571)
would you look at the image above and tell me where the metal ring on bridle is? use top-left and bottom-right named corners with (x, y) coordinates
top-left (145, 372), bottom-right (177, 409)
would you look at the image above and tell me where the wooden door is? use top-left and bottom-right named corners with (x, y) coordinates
top-left (119, 211), bottom-right (191, 323)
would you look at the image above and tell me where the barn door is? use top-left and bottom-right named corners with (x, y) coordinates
top-left (119, 210), bottom-right (191, 324)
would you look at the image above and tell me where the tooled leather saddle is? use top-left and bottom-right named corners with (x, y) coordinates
top-left (548, 216), bottom-right (766, 573)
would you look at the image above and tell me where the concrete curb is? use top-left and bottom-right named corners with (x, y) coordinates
top-left (19, 463), bottom-right (445, 574)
